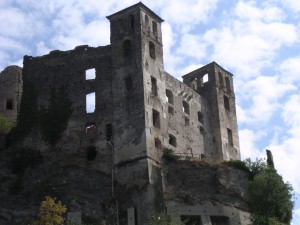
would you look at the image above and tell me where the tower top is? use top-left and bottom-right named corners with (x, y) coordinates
top-left (106, 2), bottom-right (164, 22)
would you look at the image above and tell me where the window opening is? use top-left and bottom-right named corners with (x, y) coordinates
top-left (125, 75), bottom-right (133, 91)
top-left (151, 77), bottom-right (157, 96)
top-left (106, 124), bottom-right (112, 141)
top-left (123, 40), bottom-right (131, 57)
top-left (145, 15), bottom-right (149, 26)
top-left (6, 99), bottom-right (13, 110)
top-left (85, 68), bottom-right (96, 80)
top-left (182, 101), bottom-right (190, 115)
top-left (219, 72), bottom-right (224, 87)
top-left (87, 146), bottom-right (97, 161)
top-left (227, 128), bottom-right (233, 146)
top-left (168, 106), bottom-right (174, 115)
top-left (152, 109), bottom-right (160, 128)
top-left (154, 138), bottom-right (162, 149)
top-left (184, 117), bottom-right (190, 126)
top-left (129, 14), bottom-right (134, 29)
top-left (169, 134), bottom-right (177, 147)
top-left (224, 95), bottom-right (230, 111)
top-left (199, 126), bottom-right (205, 135)
top-left (86, 92), bottom-right (96, 113)
top-left (152, 21), bottom-right (157, 35)
top-left (181, 215), bottom-right (202, 225)
top-left (149, 41), bottom-right (156, 59)
top-left (117, 19), bottom-right (124, 34)
top-left (210, 216), bottom-right (229, 225)
top-left (166, 89), bottom-right (173, 104)
top-left (198, 111), bottom-right (204, 124)
top-left (190, 78), bottom-right (197, 91)
top-left (225, 76), bottom-right (231, 92)
top-left (203, 73), bottom-right (208, 83)
top-left (86, 122), bottom-right (97, 134)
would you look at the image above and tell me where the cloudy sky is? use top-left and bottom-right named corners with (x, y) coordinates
top-left (1, 0), bottom-right (300, 223)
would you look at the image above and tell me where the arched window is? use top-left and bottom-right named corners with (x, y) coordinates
top-left (169, 134), bottom-right (177, 147)
top-left (149, 41), bottom-right (156, 59)
top-left (152, 21), bottom-right (157, 35)
top-left (225, 76), bottom-right (231, 92)
top-left (219, 72), bottom-right (224, 87)
top-left (166, 89), bottom-right (173, 104)
top-left (203, 73), bottom-right (208, 83)
top-left (123, 40), bottom-right (131, 57)
top-left (182, 101), bottom-right (190, 115)
top-left (129, 14), bottom-right (134, 30)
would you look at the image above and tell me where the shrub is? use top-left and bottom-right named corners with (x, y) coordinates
top-left (224, 160), bottom-right (249, 172)
top-left (0, 115), bottom-right (12, 134)
top-left (163, 148), bottom-right (180, 162)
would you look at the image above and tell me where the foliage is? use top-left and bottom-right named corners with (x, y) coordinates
top-left (0, 115), bottom-right (12, 134)
top-left (148, 212), bottom-right (172, 225)
top-left (223, 160), bottom-right (249, 172)
top-left (40, 86), bottom-right (73, 145)
top-left (244, 158), bottom-right (268, 179)
top-left (163, 148), bottom-right (180, 162)
top-left (82, 214), bottom-right (107, 225)
top-left (32, 196), bottom-right (67, 225)
top-left (248, 163), bottom-right (294, 225)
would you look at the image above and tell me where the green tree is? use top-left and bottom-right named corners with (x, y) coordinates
top-left (32, 196), bottom-right (67, 225)
top-left (0, 115), bottom-right (12, 134)
top-left (249, 167), bottom-right (294, 225)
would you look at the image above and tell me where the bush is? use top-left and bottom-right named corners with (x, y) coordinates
top-left (0, 115), bottom-right (12, 134)
top-left (224, 160), bottom-right (249, 172)
top-left (163, 148), bottom-right (180, 162)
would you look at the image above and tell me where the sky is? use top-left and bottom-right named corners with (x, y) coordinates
top-left (1, 0), bottom-right (300, 223)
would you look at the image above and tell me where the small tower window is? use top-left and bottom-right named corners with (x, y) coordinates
top-left (224, 95), bottom-right (230, 111)
top-left (86, 68), bottom-right (96, 80)
top-left (149, 41), bottom-right (156, 59)
top-left (227, 128), bottom-right (233, 146)
top-left (182, 101), bottom-right (190, 115)
top-left (6, 99), bottom-right (13, 110)
top-left (86, 92), bottom-right (96, 113)
top-left (166, 89), bottom-right (173, 104)
top-left (129, 14), bottom-right (134, 30)
top-left (198, 111), bottom-right (204, 124)
top-left (154, 138), bottom-right (162, 149)
top-left (123, 40), bottom-right (131, 57)
top-left (151, 77), bottom-right (157, 96)
top-left (152, 21), bottom-right (157, 36)
top-left (145, 15), bottom-right (149, 26)
top-left (87, 146), bottom-right (97, 161)
top-left (225, 76), bottom-right (231, 92)
top-left (152, 109), bottom-right (160, 128)
top-left (117, 19), bottom-right (124, 34)
top-left (219, 72), bottom-right (224, 87)
top-left (169, 134), bottom-right (177, 147)
top-left (203, 73), bottom-right (208, 83)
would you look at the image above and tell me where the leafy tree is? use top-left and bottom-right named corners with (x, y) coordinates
top-left (248, 162), bottom-right (294, 225)
top-left (0, 115), bottom-right (12, 134)
top-left (32, 196), bottom-right (67, 225)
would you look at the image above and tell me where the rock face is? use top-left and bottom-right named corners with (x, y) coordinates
top-left (0, 2), bottom-right (250, 225)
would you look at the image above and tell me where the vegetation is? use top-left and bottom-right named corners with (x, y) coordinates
top-left (148, 212), bottom-right (172, 225)
top-left (0, 115), bottom-right (12, 134)
top-left (40, 86), bottom-right (73, 145)
top-left (32, 196), bottom-right (67, 225)
top-left (163, 148), bottom-right (180, 162)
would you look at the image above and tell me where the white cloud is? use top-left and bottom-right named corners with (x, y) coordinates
top-left (177, 34), bottom-right (207, 60)
top-left (279, 56), bottom-right (300, 83)
top-left (239, 129), bottom-right (266, 159)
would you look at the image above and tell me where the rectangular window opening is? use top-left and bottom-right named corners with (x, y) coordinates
top-left (86, 92), bottom-right (96, 113)
top-left (184, 117), bottom-right (189, 126)
top-left (151, 77), bottom-right (157, 96)
top-left (227, 128), bottom-right (233, 146)
top-left (169, 134), bottom-right (177, 147)
top-left (154, 138), bottom-right (162, 149)
top-left (224, 95), bottom-right (230, 111)
top-left (152, 109), bottom-right (160, 128)
top-left (86, 68), bottom-right (96, 80)
top-left (210, 216), bottom-right (229, 225)
top-left (168, 106), bottom-right (174, 115)
top-left (181, 215), bottom-right (202, 225)
top-left (198, 111), bottom-right (204, 124)
top-left (166, 89), bottom-right (173, 104)
top-left (203, 73), bottom-right (209, 83)
top-left (6, 99), bottom-right (13, 110)
top-left (183, 101), bottom-right (190, 115)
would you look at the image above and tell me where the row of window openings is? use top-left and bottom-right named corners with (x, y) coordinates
top-left (145, 14), bottom-right (158, 35)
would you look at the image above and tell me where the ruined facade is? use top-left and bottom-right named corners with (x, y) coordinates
top-left (0, 3), bottom-right (250, 225)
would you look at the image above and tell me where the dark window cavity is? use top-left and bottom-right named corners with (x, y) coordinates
top-left (180, 215), bottom-right (202, 225)
top-left (224, 95), bottom-right (230, 111)
top-left (129, 14), bottom-right (134, 30)
top-left (210, 216), bottom-right (230, 225)
top-left (154, 138), bottom-right (162, 149)
top-left (87, 146), bottom-right (97, 161)
top-left (6, 99), bottom-right (13, 110)
top-left (149, 41), bottom-right (156, 59)
top-left (169, 134), bottom-right (177, 147)
top-left (184, 117), bottom-right (189, 126)
top-left (151, 77), bottom-right (157, 96)
top-left (198, 111), bottom-right (204, 124)
top-left (123, 40), bottom-right (131, 57)
top-left (152, 109), bottom-right (160, 128)
top-left (152, 21), bottom-right (157, 35)
top-left (182, 101), bottom-right (190, 115)
top-left (166, 89), bottom-right (173, 104)
top-left (219, 72), bottom-right (224, 87)
top-left (145, 15), bottom-right (149, 26)
top-left (168, 106), bottom-right (174, 115)
top-left (227, 128), bottom-right (233, 146)
top-left (225, 76), bottom-right (231, 92)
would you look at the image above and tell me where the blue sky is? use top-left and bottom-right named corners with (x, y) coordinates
top-left (1, 0), bottom-right (300, 223)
